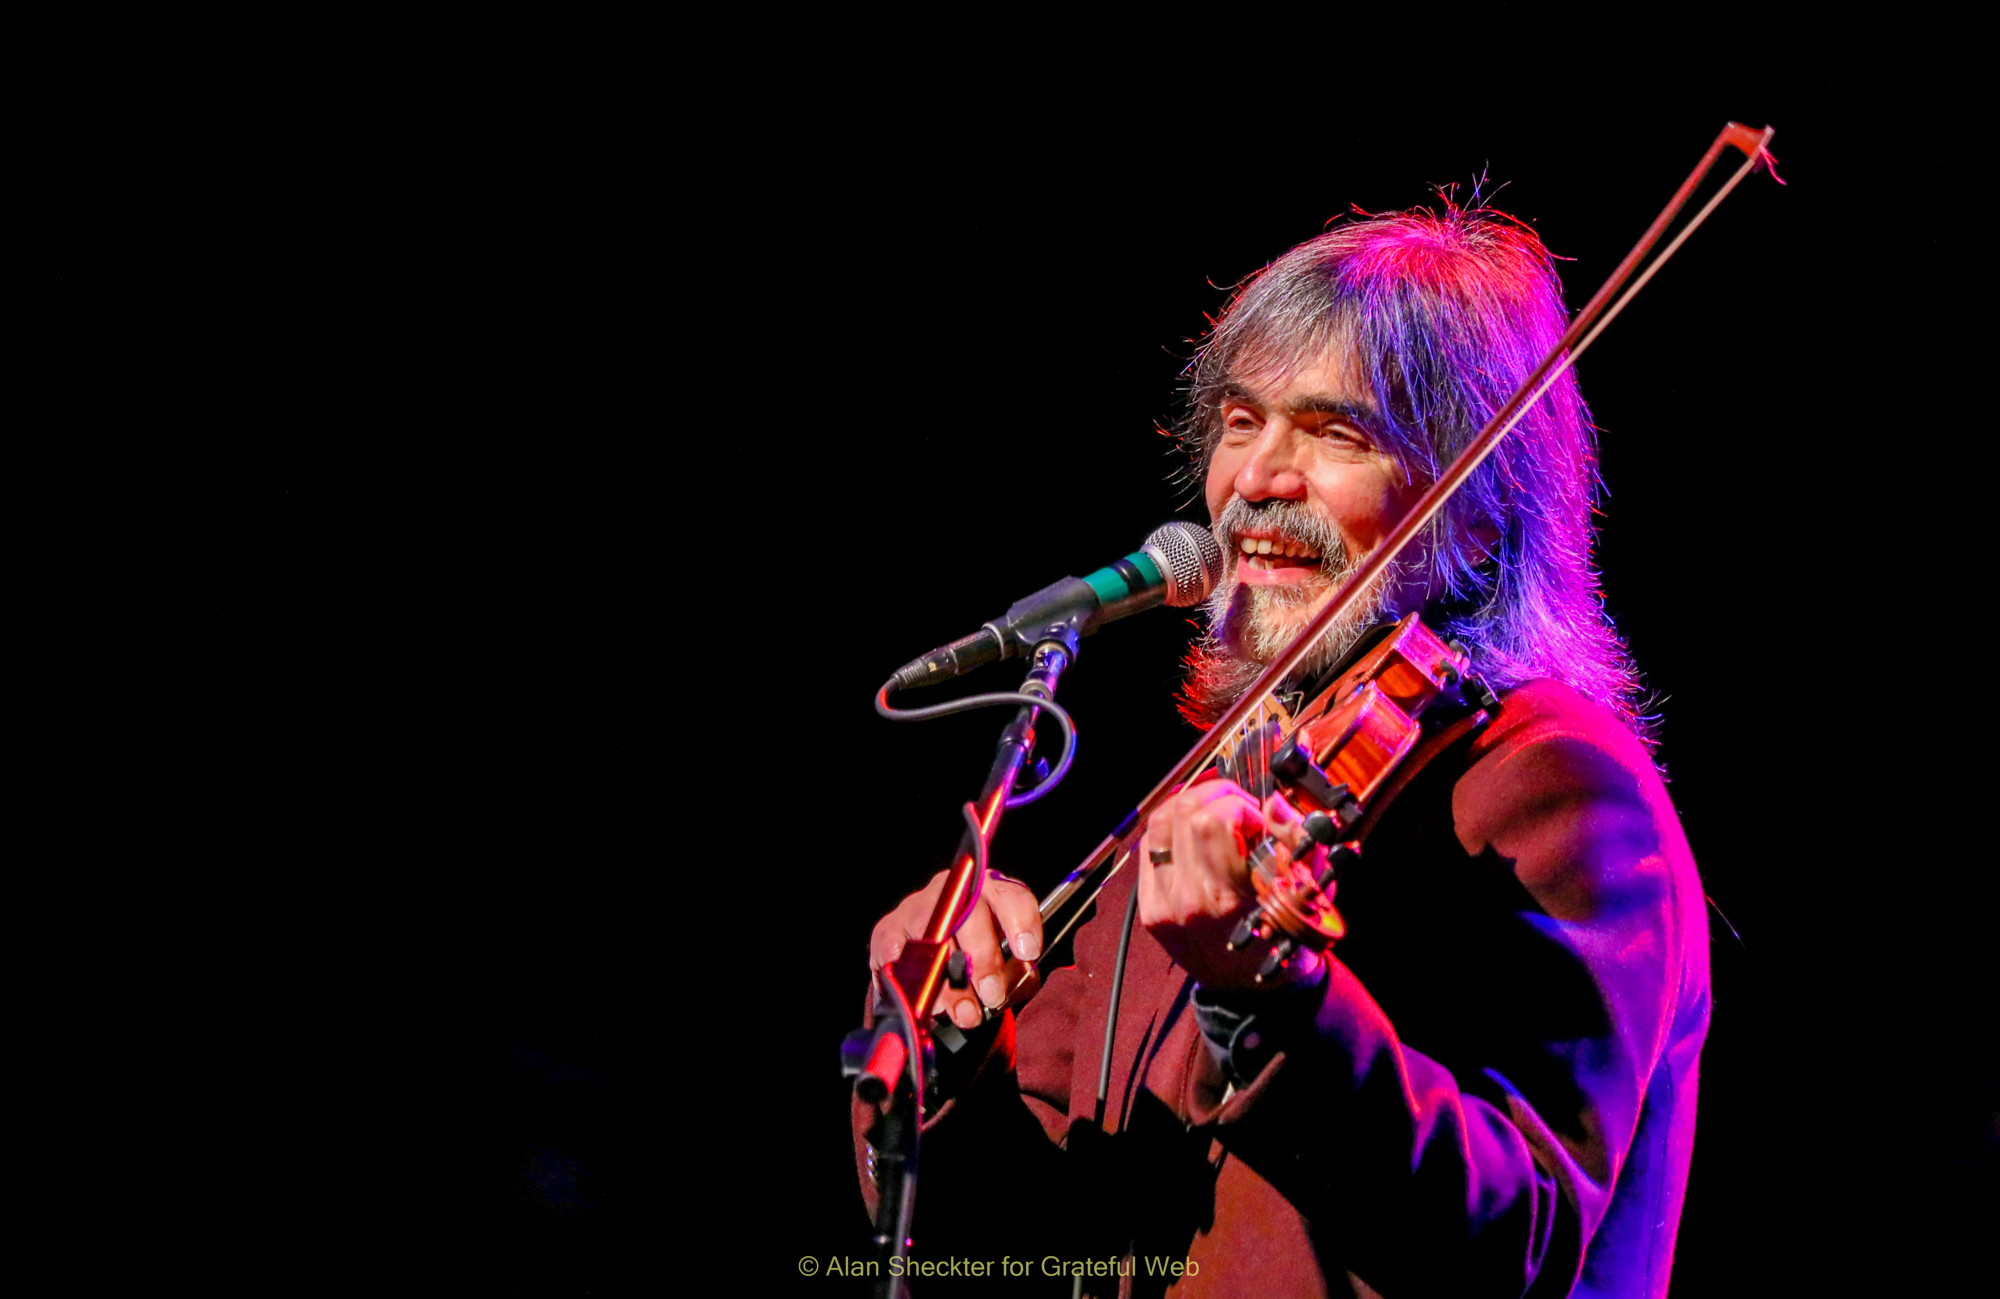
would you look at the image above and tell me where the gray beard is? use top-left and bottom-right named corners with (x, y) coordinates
top-left (1177, 498), bottom-right (1397, 727)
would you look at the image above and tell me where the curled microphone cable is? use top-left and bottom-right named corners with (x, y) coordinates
top-left (874, 680), bottom-right (1077, 808)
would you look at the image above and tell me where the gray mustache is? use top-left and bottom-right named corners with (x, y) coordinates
top-left (1213, 498), bottom-right (1346, 559)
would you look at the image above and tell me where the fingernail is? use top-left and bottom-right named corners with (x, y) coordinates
top-left (953, 999), bottom-right (982, 1029)
top-left (978, 975), bottom-right (1004, 1007)
top-left (1014, 932), bottom-right (1040, 962)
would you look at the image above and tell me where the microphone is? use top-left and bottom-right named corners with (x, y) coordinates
top-left (891, 521), bottom-right (1225, 689)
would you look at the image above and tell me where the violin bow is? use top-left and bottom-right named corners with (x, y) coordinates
top-left (1033, 122), bottom-right (1782, 948)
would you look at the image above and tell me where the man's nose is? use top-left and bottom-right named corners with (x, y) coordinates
top-left (1232, 420), bottom-right (1309, 502)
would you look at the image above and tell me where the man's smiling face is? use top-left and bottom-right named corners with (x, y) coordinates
top-left (1201, 344), bottom-right (1425, 666)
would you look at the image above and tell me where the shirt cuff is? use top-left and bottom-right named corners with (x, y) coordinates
top-left (1191, 958), bottom-right (1332, 1087)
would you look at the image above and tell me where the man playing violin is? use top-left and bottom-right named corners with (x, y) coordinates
top-left (865, 205), bottom-right (1708, 1298)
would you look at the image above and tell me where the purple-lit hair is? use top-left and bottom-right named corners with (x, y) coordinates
top-left (1180, 204), bottom-right (1649, 738)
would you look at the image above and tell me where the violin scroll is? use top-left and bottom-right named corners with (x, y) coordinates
top-left (1230, 830), bottom-right (1353, 982)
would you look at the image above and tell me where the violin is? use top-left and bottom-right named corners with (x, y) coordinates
top-left (1010, 610), bottom-right (1496, 1001)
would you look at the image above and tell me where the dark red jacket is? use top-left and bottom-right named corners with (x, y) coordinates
top-left (860, 681), bottom-right (1709, 1298)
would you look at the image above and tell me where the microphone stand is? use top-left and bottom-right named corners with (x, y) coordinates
top-left (843, 624), bottom-right (1080, 1299)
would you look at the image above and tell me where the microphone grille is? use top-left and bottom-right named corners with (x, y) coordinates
top-left (1143, 521), bottom-right (1226, 607)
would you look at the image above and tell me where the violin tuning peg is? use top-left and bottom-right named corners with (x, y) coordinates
top-left (1227, 910), bottom-right (1264, 951)
top-left (1270, 738), bottom-right (1308, 783)
top-left (1316, 843), bottom-right (1359, 889)
top-left (946, 949), bottom-right (970, 989)
top-left (1254, 939), bottom-right (1296, 983)
top-left (1300, 810), bottom-right (1340, 848)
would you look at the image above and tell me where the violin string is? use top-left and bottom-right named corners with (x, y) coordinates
top-left (1260, 700), bottom-right (1272, 800)
top-left (1252, 704), bottom-right (1262, 797)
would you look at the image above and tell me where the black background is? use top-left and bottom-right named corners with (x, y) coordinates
top-left (69, 64), bottom-right (1985, 1295)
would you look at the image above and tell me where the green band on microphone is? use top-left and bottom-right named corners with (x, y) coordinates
top-left (1082, 566), bottom-right (1126, 605)
top-left (1082, 550), bottom-right (1164, 605)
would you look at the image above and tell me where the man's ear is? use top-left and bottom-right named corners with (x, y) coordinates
top-left (1462, 521), bottom-right (1503, 566)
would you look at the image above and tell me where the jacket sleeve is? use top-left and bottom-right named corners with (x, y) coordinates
top-left (1180, 717), bottom-right (1697, 1297)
